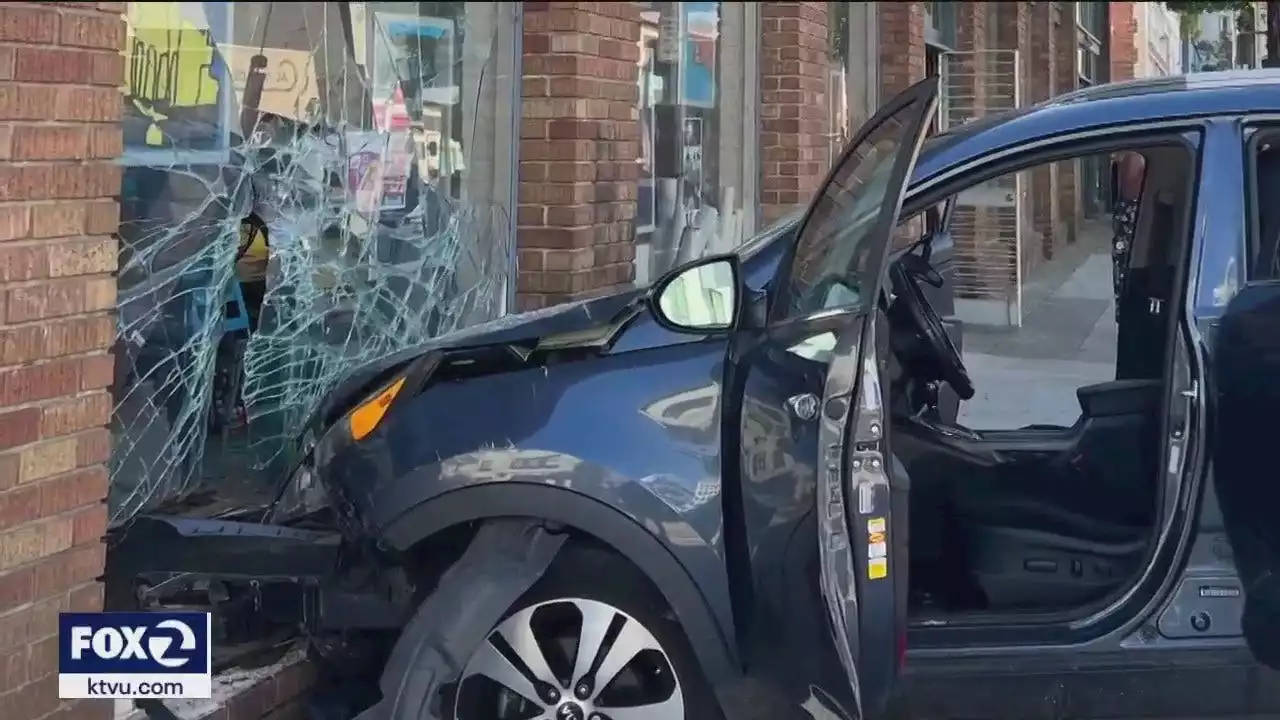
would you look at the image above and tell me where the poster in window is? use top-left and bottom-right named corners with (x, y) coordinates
top-left (681, 2), bottom-right (718, 108)
top-left (123, 1), bottom-right (234, 165)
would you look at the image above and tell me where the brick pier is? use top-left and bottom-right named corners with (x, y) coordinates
top-left (0, 3), bottom-right (124, 719)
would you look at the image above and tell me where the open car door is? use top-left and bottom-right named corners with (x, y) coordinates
top-left (768, 77), bottom-right (939, 717)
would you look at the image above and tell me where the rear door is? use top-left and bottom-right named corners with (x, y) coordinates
top-left (739, 77), bottom-right (938, 718)
top-left (1215, 121), bottom-right (1280, 671)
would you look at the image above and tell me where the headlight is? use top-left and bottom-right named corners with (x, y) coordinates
top-left (270, 460), bottom-right (331, 524)
top-left (270, 431), bottom-right (330, 523)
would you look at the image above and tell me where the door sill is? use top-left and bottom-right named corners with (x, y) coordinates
top-left (908, 592), bottom-right (1115, 628)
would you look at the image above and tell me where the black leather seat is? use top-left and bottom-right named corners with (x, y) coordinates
top-left (898, 379), bottom-right (1163, 608)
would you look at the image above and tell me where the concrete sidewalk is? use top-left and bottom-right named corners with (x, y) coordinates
top-left (957, 218), bottom-right (1118, 429)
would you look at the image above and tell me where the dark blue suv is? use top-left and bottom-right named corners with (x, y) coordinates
top-left (114, 73), bottom-right (1280, 720)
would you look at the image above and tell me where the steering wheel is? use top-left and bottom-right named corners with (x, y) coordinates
top-left (888, 257), bottom-right (975, 400)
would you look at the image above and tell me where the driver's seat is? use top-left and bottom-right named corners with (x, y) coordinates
top-left (897, 379), bottom-right (1162, 609)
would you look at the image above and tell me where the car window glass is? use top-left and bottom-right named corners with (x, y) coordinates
top-left (779, 100), bottom-right (923, 321)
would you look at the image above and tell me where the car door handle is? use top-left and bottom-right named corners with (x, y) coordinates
top-left (787, 393), bottom-right (820, 421)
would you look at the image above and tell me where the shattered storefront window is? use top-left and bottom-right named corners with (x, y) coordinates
top-left (112, 1), bottom-right (518, 523)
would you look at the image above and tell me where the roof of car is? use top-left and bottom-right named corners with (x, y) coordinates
top-left (910, 69), bottom-right (1280, 184)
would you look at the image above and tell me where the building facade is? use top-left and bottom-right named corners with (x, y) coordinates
top-left (0, 3), bottom-right (1107, 718)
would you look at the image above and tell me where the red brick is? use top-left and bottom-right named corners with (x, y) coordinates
top-left (34, 543), bottom-right (104, 597)
top-left (41, 391), bottom-right (111, 437)
top-left (13, 48), bottom-right (122, 86)
top-left (60, 11), bottom-right (125, 50)
top-left (74, 427), bottom-right (109, 466)
top-left (0, 6), bottom-right (59, 45)
top-left (11, 126), bottom-right (90, 162)
top-left (0, 673), bottom-right (59, 719)
top-left (38, 466), bottom-right (107, 517)
top-left (69, 504), bottom-right (106, 546)
top-left (48, 700), bottom-right (113, 720)
top-left (0, 408), bottom-right (40, 452)
top-left (0, 567), bottom-right (34, 614)
top-left (0, 484), bottom-right (41, 532)
top-left (68, 582), bottom-right (102, 613)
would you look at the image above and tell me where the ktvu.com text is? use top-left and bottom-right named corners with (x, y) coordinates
top-left (58, 612), bottom-right (213, 700)
top-left (60, 674), bottom-right (210, 700)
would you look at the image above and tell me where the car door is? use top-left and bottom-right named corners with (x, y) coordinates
top-left (731, 77), bottom-right (938, 719)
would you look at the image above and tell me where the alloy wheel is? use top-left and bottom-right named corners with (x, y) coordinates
top-left (453, 597), bottom-right (685, 720)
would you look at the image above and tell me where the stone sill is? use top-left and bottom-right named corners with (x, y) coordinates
top-left (114, 649), bottom-right (313, 720)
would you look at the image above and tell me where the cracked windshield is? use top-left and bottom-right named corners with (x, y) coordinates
top-left (114, 2), bottom-right (751, 523)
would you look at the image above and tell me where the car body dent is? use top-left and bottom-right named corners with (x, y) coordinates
top-left (319, 331), bottom-right (744, 667)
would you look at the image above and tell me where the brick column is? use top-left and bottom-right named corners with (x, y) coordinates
top-left (946, 4), bottom-right (994, 284)
top-left (1056, 2), bottom-right (1081, 244)
top-left (759, 2), bottom-right (830, 224)
top-left (879, 3), bottom-right (926, 98)
top-left (1110, 2), bottom-right (1139, 81)
top-left (517, 2), bottom-right (641, 311)
top-left (950, 4), bottom-right (989, 129)
top-left (0, 3), bottom-right (123, 719)
top-left (1030, 2), bottom-right (1060, 260)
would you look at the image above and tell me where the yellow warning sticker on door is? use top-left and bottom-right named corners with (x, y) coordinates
top-left (867, 517), bottom-right (888, 579)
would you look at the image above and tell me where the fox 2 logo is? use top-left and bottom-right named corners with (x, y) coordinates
top-left (59, 612), bottom-right (211, 675)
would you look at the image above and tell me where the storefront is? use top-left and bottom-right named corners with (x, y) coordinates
top-left (112, 1), bottom-right (521, 521)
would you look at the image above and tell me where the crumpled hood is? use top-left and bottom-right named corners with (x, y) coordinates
top-left (319, 287), bottom-right (649, 422)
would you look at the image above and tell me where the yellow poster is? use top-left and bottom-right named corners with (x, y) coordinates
top-left (124, 2), bottom-right (224, 149)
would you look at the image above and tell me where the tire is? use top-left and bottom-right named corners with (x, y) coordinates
top-left (445, 543), bottom-right (722, 720)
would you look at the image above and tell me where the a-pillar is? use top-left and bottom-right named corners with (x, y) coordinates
top-left (759, 2), bottom-right (830, 224)
top-left (518, 3), bottom-right (642, 311)
top-left (0, 3), bottom-right (123, 719)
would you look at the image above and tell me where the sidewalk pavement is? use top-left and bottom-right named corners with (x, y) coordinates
top-left (957, 217), bottom-right (1118, 429)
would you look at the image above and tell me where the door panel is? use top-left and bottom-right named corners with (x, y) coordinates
top-left (730, 77), bottom-right (938, 719)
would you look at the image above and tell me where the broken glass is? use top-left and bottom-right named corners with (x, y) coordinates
top-left (111, 2), bottom-right (517, 523)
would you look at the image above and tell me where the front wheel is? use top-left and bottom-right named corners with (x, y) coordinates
top-left (447, 545), bottom-right (719, 720)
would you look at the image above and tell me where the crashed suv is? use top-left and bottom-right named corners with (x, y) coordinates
top-left (111, 73), bottom-right (1280, 720)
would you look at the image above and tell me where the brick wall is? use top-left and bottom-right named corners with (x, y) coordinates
top-left (880, 3), bottom-right (925, 98)
top-left (759, 2), bottom-right (829, 224)
top-left (517, 2), bottom-right (641, 311)
top-left (1029, 2), bottom-right (1060, 261)
top-left (1109, 2), bottom-right (1139, 82)
top-left (0, 3), bottom-right (124, 719)
top-left (1055, 2), bottom-right (1081, 244)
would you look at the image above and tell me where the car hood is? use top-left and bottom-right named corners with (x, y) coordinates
top-left (319, 286), bottom-right (649, 420)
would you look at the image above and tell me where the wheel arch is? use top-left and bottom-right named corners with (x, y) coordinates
top-left (379, 482), bottom-right (742, 694)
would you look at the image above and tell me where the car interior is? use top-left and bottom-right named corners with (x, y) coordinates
top-left (885, 145), bottom-right (1193, 618)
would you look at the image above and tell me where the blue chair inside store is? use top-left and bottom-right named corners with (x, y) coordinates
top-left (223, 279), bottom-right (251, 335)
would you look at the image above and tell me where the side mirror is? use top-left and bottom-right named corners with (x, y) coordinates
top-left (649, 254), bottom-right (742, 334)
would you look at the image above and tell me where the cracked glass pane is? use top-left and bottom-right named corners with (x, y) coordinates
top-left (112, 2), bottom-right (515, 523)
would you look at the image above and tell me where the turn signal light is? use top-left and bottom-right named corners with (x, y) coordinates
top-left (349, 377), bottom-right (407, 441)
